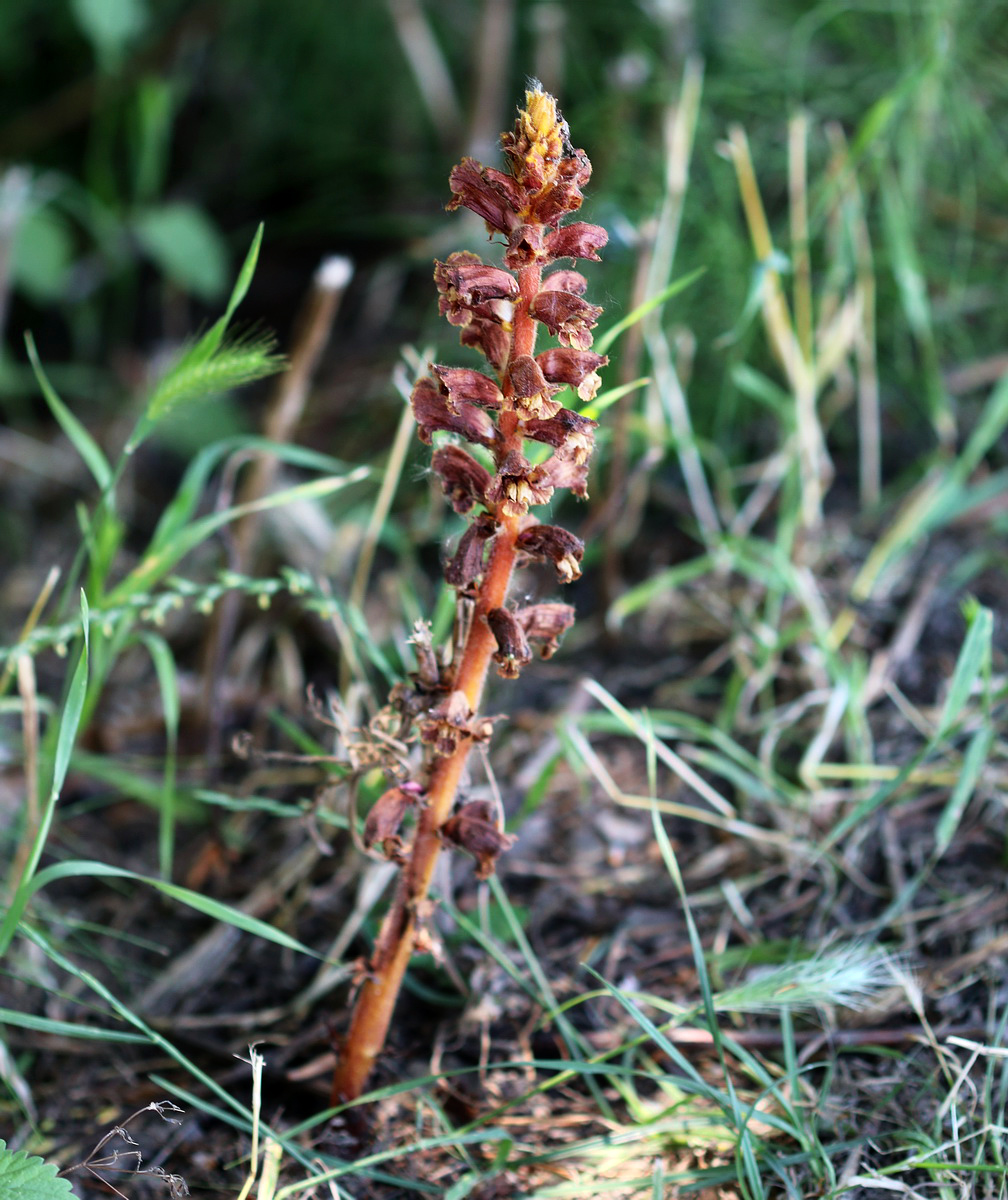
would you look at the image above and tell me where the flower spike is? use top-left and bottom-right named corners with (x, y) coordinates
top-left (331, 85), bottom-right (607, 1107)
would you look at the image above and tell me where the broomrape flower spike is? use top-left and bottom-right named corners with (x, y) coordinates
top-left (330, 84), bottom-right (607, 1105)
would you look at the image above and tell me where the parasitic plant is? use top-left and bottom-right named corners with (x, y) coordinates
top-left (330, 84), bottom-right (608, 1105)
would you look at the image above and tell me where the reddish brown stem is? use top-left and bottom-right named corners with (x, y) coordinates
top-left (329, 263), bottom-right (541, 1105)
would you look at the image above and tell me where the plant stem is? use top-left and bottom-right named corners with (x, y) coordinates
top-left (330, 262), bottom-right (541, 1105)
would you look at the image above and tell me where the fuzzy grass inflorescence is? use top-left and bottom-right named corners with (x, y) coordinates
top-left (330, 84), bottom-right (609, 1105)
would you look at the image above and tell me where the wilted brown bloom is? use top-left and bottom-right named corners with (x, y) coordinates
top-left (507, 355), bottom-right (564, 419)
top-left (419, 690), bottom-right (476, 757)
top-left (444, 512), bottom-right (497, 589)
top-left (446, 159), bottom-right (522, 234)
top-left (516, 524), bottom-right (585, 583)
top-left (544, 222), bottom-right (609, 262)
top-left (432, 365), bottom-right (504, 411)
top-left (535, 348), bottom-right (608, 402)
top-left (440, 800), bottom-right (517, 879)
top-left (529, 290), bottom-right (603, 350)
top-left (533, 453), bottom-right (590, 499)
top-left (487, 449), bottom-right (556, 516)
top-left (486, 606), bottom-right (533, 679)
top-left (411, 376), bottom-right (496, 446)
top-left (406, 621), bottom-right (441, 690)
top-left (363, 783), bottom-right (423, 861)
top-left (517, 602), bottom-right (576, 658)
top-left (523, 406), bottom-right (598, 461)
top-left (431, 445), bottom-right (492, 514)
top-left (540, 268), bottom-right (587, 295)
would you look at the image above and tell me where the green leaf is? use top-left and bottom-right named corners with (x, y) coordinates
top-left (595, 268), bottom-right (705, 356)
top-left (0, 1010), bottom-right (147, 1043)
top-left (0, 595), bottom-right (91, 955)
top-left (935, 725), bottom-right (993, 858)
top-left (25, 334), bottom-right (112, 490)
top-left (936, 602), bottom-right (991, 739)
top-left (0, 1140), bottom-right (72, 1200)
top-left (133, 202), bottom-right (229, 301)
top-left (26, 860), bottom-right (320, 959)
top-left (134, 631), bottom-right (180, 877)
top-left (51, 592), bottom-right (91, 805)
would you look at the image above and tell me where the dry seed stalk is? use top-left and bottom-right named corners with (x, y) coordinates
top-left (330, 85), bottom-right (607, 1105)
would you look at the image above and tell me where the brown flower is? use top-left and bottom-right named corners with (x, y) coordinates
top-left (431, 445), bottom-right (492, 514)
top-left (506, 355), bottom-right (564, 419)
top-left (540, 269), bottom-right (588, 295)
top-left (419, 690), bottom-right (475, 757)
top-left (444, 512), bottom-right (497, 589)
top-left (530, 290), bottom-right (603, 350)
top-left (446, 160), bottom-right (522, 234)
top-left (432, 365), bottom-right (504, 411)
top-left (536, 348), bottom-right (608, 403)
top-left (534, 453), bottom-right (590, 499)
top-left (544, 222), bottom-right (608, 263)
top-left (517, 602), bottom-right (576, 658)
top-left (516, 524), bottom-right (584, 583)
top-left (440, 800), bottom-right (516, 879)
top-left (523, 406), bottom-right (598, 462)
top-left (435, 252), bottom-right (518, 326)
top-left (487, 449), bottom-right (555, 517)
top-left (363, 783), bottom-right (423, 861)
top-left (411, 376), bottom-right (496, 447)
top-left (486, 607), bottom-right (533, 679)
top-left (459, 314), bottom-right (511, 371)
top-left (504, 222), bottom-right (547, 269)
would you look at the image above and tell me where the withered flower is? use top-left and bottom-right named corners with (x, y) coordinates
top-left (487, 449), bottom-right (556, 516)
top-left (434, 252), bottom-right (519, 316)
top-left (536, 348), bottom-right (608, 403)
top-left (411, 375), bottom-right (496, 446)
top-left (530, 290), bottom-right (603, 350)
top-left (444, 512), bottom-right (497, 589)
top-left (446, 160), bottom-right (522, 234)
top-left (420, 690), bottom-right (476, 757)
top-left (540, 268), bottom-right (588, 295)
top-left (440, 800), bottom-right (517, 880)
top-left (533, 453), bottom-right (590, 499)
top-left (407, 620), bottom-right (441, 690)
top-left (507, 355), bottom-right (564, 419)
top-left (432, 365), bottom-right (504, 411)
top-left (459, 315), bottom-right (511, 371)
top-left (517, 602), bottom-right (577, 658)
top-left (544, 222), bottom-right (609, 263)
top-left (431, 445), bottom-right (492, 514)
top-left (523, 406), bottom-right (598, 461)
top-left (505, 222), bottom-right (546, 269)
top-left (516, 524), bottom-right (585, 584)
top-left (363, 783), bottom-right (423, 861)
top-left (486, 607), bottom-right (533, 679)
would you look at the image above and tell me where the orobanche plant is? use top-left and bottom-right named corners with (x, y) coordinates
top-left (331, 84), bottom-right (608, 1104)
